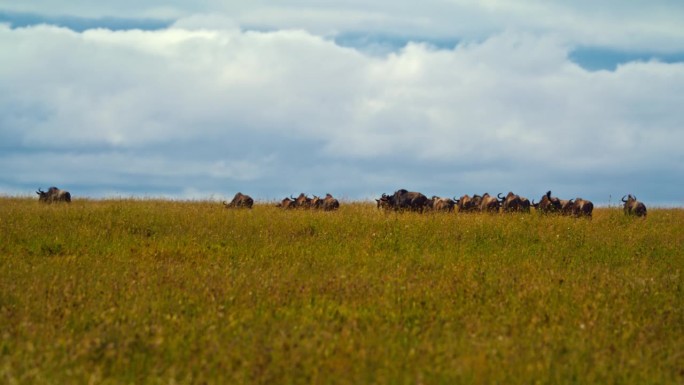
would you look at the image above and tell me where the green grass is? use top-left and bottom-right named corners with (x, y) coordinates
top-left (1, 198), bottom-right (683, 384)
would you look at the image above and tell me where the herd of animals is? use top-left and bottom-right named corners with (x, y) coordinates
top-left (36, 186), bottom-right (648, 217)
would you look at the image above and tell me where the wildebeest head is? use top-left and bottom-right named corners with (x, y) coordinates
top-left (622, 194), bottom-right (647, 217)
top-left (376, 193), bottom-right (393, 210)
top-left (36, 186), bottom-right (71, 203)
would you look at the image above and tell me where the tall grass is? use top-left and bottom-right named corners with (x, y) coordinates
top-left (1, 198), bottom-right (682, 384)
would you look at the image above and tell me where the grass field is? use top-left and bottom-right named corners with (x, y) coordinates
top-left (1, 198), bottom-right (683, 384)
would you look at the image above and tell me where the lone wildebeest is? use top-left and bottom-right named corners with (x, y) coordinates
top-left (36, 187), bottom-right (71, 203)
top-left (622, 194), bottom-right (647, 217)
top-left (223, 192), bottom-right (254, 209)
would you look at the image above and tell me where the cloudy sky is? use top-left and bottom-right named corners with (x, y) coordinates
top-left (1, 1), bottom-right (683, 205)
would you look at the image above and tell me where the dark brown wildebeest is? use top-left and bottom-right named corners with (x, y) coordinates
top-left (36, 186), bottom-right (71, 203)
top-left (479, 193), bottom-right (500, 213)
top-left (455, 194), bottom-right (479, 213)
top-left (430, 196), bottom-right (456, 212)
top-left (276, 197), bottom-right (296, 209)
top-left (291, 193), bottom-right (313, 209)
top-left (223, 192), bottom-right (254, 209)
top-left (572, 198), bottom-right (594, 218)
top-left (622, 194), bottom-right (647, 217)
top-left (498, 192), bottom-right (532, 213)
top-left (533, 191), bottom-right (562, 214)
top-left (380, 189), bottom-right (429, 212)
top-left (312, 193), bottom-right (340, 211)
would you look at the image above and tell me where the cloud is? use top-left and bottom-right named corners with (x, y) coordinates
top-left (4, 2), bottom-right (684, 53)
top-left (0, 22), bottom-right (683, 203)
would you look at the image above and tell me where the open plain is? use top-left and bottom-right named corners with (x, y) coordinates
top-left (1, 198), bottom-right (682, 384)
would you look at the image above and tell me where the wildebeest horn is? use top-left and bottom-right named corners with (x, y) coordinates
top-left (290, 195), bottom-right (296, 200)
top-left (632, 195), bottom-right (637, 200)
top-left (531, 199), bottom-right (536, 205)
top-left (546, 191), bottom-right (552, 199)
top-left (497, 193), bottom-right (504, 200)
top-left (621, 195), bottom-right (628, 202)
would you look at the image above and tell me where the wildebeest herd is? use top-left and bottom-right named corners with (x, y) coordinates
top-left (36, 187), bottom-right (648, 217)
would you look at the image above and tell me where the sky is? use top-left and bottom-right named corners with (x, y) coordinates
top-left (1, 1), bottom-right (683, 205)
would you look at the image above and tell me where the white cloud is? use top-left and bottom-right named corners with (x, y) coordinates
top-left (0, 22), bottom-right (683, 202)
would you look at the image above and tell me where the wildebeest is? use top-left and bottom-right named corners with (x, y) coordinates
top-left (312, 193), bottom-right (340, 211)
top-left (479, 193), bottom-right (500, 213)
top-left (223, 192), bottom-right (254, 209)
top-left (455, 194), bottom-right (479, 213)
top-left (36, 186), bottom-right (71, 203)
top-left (572, 197), bottom-right (594, 218)
top-left (376, 194), bottom-right (392, 210)
top-left (533, 191), bottom-right (562, 214)
top-left (498, 192), bottom-right (531, 213)
top-left (622, 194), bottom-right (647, 217)
top-left (276, 197), bottom-right (296, 209)
top-left (291, 193), bottom-right (313, 209)
top-left (378, 189), bottom-right (428, 212)
top-left (430, 196), bottom-right (456, 212)
top-left (559, 199), bottom-right (575, 216)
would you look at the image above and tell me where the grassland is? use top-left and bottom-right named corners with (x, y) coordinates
top-left (0, 197), bottom-right (682, 384)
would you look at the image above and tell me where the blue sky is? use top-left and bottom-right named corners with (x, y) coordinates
top-left (1, 2), bottom-right (683, 205)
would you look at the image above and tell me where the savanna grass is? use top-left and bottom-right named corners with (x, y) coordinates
top-left (0, 197), bottom-right (682, 384)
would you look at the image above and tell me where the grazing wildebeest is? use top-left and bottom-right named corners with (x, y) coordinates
top-left (572, 198), bottom-right (594, 218)
top-left (276, 197), bottom-right (296, 209)
top-left (622, 194), bottom-right (647, 217)
top-left (36, 186), bottom-right (71, 203)
top-left (223, 192), bottom-right (254, 209)
top-left (430, 196), bottom-right (456, 212)
top-left (376, 194), bottom-right (393, 210)
top-left (312, 194), bottom-right (340, 211)
top-left (291, 193), bottom-right (313, 209)
top-left (379, 189), bottom-right (428, 212)
top-left (479, 193), bottom-right (500, 213)
top-left (533, 191), bottom-right (562, 214)
top-left (455, 194), bottom-right (479, 213)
